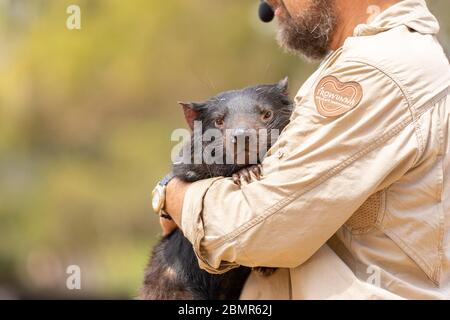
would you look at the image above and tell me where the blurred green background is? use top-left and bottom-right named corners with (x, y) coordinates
top-left (0, 0), bottom-right (448, 299)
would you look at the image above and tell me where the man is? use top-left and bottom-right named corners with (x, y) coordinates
top-left (153, 0), bottom-right (450, 299)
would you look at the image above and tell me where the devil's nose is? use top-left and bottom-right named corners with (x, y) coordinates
top-left (231, 128), bottom-right (249, 144)
top-left (232, 128), bottom-right (248, 137)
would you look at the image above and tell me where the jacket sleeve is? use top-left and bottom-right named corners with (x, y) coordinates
top-left (181, 60), bottom-right (421, 274)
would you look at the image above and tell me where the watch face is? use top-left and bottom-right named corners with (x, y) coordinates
top-left (151, 185), bottom-right (165, 213)
top-left (152, 190), bottom-right (161, 212)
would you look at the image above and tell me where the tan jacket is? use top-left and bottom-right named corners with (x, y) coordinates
top-left (181, 0), bottom-right (450, 299)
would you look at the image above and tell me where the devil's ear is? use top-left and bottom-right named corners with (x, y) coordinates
top-left (276, 77), bottom-right (289, 95)
top-left (178, 101), bottom-right (206, 130)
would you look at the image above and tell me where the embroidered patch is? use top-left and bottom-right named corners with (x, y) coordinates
top-left (314, 75), bottom-right (363, 117)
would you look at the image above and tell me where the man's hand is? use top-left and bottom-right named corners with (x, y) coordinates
top-left (159, 167), bottom-right (263, 236)
top-left (158, 177), bottom-right (190, 235)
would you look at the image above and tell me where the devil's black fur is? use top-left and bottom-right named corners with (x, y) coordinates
top-left (140, 78), bottom-right (293, 300)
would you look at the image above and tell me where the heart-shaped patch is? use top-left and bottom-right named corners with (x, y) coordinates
top-left (314, 75), bottom-right (363, 117)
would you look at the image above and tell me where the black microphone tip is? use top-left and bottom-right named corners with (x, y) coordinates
top-left (259, 1), bottom-right (275, 23)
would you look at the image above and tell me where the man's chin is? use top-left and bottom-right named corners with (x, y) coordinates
top-left (274, 0), bottom-right (337, 62)
top-left (276, 30), bottom-right (330, 62)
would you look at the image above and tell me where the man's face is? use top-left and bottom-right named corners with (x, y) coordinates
top-left (269, 0), bottom-right (338, 61)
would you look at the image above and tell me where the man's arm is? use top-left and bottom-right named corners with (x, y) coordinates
top-left (165, 61), bottom-right (420, 274)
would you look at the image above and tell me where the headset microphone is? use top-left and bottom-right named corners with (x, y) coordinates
top-left (258, 0), bottom-right (275, 23)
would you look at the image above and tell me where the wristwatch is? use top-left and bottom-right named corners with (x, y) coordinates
top-left (151, 172), bottom-right (175, 220)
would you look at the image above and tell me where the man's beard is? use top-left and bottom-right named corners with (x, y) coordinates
top-left (276, 0), bottom-right (338, 61)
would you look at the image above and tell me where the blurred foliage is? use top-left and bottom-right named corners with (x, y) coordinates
top-left (0, 0), bottom-right (448, 298)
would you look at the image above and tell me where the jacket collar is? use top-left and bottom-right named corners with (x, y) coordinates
top-left (353, 0), bottom-right (440, 37)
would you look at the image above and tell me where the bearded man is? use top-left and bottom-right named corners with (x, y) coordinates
top-left (152, 0), bottom-right (450, 299)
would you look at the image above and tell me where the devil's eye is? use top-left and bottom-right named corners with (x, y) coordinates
top-left (215, 118), bottom-right (224, 127)
top-left (262, 111), bottom-right (273, 121)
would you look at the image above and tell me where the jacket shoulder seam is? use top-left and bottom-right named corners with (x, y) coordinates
top-left (345, 57), bottom-right (414, 108)
top-left (345, 58), bottom-right (426, 159)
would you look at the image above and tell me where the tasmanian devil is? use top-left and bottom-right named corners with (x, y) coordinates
top-left (140, 78), bottom-right (293, 300)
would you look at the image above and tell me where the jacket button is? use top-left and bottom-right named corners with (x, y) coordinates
top-left (276, 150), bottom-right (284, 159)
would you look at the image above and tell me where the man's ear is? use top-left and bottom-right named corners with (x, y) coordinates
top-left (276, 77), bottom-right (289, 95)
top-left (178, 101), bottom-right (206, 130)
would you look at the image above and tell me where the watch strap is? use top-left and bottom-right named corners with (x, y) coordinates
top-left (156, 172), bottom-right (175, 220)
top-left (159, 172), bottom-right (175, 187)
